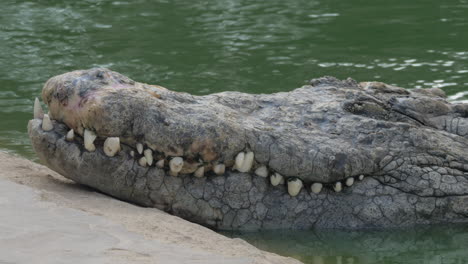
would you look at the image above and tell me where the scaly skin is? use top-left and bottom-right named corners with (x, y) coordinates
top-left (28, 68), bottom-right (468, 230)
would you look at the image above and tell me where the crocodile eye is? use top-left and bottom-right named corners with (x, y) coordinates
top-left (96, 71), bottom-right (104, 79)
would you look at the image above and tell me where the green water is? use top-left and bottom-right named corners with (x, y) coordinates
top-left (1, 0), bottom-right (467, 263)
top-left (224, 225), bottom-right (468, 264)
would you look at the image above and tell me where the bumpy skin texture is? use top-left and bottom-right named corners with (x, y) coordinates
top-left (29, 68), bottom-right (468, 230)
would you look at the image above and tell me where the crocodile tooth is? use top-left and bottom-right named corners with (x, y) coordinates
top-left (194, 166), bottom-right (204, 178)
top-left (345, 177), bottom-right (354, 187)
top-left (136, 143), bottom-right (143, 154)
top-left (213, 164), bottom-right (226, 175)
top-left (254, 165), bottom-right (268, 177)
top-left (234, 152), bottom-right (245, 170)
top-left (311, 183), bottom-right (323, 194)
top-left (238, 151), bottom-right (254, 172)
top-left (358, 174), bottom-right (365, 181)
top-left (103, 137), bottom-right (120, 157)
top-left (156, 159), bottom-right (165, 168)
top-left (130, 150), bottom-right (135, 157)
top-left (138, 156), bottom-right (147, 167)
top-left (270, 173), bottom-right (283, 186)
top-left (66, 129), bottom-right (74, 141)
top-left (84, 129), bottom-right (97, 152)
top-left (144, 149), bottom-right (153, 166)
top-left (287, 178), bottom-right (303, 197)
top-left (41, 114), bottom-right (53, 131)
top-left (333, 182), bottom-right (343, 192)
top-left (34, 97), bottom-right (44, 119)
top-left (169, 157), bottom-right (184, 176)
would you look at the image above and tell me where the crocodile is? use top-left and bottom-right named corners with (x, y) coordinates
top-left (28, 68), bottom-right (468, 230)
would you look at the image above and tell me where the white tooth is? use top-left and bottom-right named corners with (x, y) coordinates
top-left (130, 150), bottom-right (135, 157)
top-left (213, 164), bottom-right (225, 175)
top-left (270, 172), bottom-right (284, 186)
top-left (358, 174), bottom-right (364, 181)
top-left (34, 97), bottom-right (44, 119)
top-left (103, 137), bottom-right (120, 157)
top-left (287, 178), bottom-right (303, 197)
top-left (138, 156), bottom-right (147, 167)
top-left (311, 183), bottom-right (323, 194)
top-left (144, 149), bottom-right (153, 166)
top-left (194, 166), bottom-right (204, 178)
top-left (235, 152), bottom-right (245, 170)
top-left (169, 157), bottom-right (184, 176)
top-left (254, 165), bottom-right (268, 178)
top-left (334, 182), bottom-right (343, 192)
top-left (238, 151), bottom-right (254, 172)
top-left (136, 143), bottom-right (143, 154)
top-left (156, 159), bottom-right (165, 168)
top-left (41, 114), bottom-right (53, 131)
top-left (345, 177), bottom-right (354, 187)
top-left (84, 129), bottom-right (97, 152)
top-left (66, 129), bottom-right (74, 141)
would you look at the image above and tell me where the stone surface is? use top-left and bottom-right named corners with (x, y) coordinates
top-left (28, 68), bottom-right (468, 230)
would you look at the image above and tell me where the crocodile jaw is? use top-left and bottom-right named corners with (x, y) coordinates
top-left (28, 68), bottom-right (468, 230)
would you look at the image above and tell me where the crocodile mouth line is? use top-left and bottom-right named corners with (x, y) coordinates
top-left (31, 108), bottom-right (365, 196)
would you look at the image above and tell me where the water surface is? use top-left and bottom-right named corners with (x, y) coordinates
top-left (1, 1), bottom-right (468, 263)
top-left (225, 225), bottom-right (468, 264)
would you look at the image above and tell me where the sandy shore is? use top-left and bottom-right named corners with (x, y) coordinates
top-left (0, 151), bottom-right (302, 264)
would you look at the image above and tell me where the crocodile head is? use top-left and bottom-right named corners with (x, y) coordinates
top-left (28, 68), bottom-right (468, 229)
